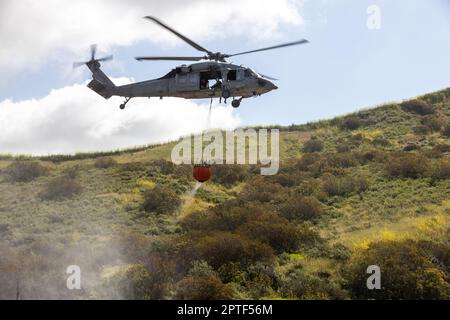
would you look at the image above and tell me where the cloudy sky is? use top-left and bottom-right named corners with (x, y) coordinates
top-left (1, 0), bottom-right (449, 155)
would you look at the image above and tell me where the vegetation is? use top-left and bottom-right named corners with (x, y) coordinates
top-left (39, 176), bottom-right (83, 200)
top-left (4, 161), bottom-right (48, 182)
top-left (212, 165), bottom-right (249, 186)
top-left (94, 157), bottom-right (117, 169)
top-left (344, 240), bottom-right (450, 299)
top-left (401, 99), bottom-right (435, 115)
top-left (0, 87), bottom-right (449, 299)
top-left (279, 196), bottom-right (324, 221)
top-left (384, 153), bottom-right (429, 179)
top-left (142, 185), bottom-right (181, 214)
top-left (302, 137), bottom-right (324, 153)
top-left (340, 116), bottom-right (361, 131)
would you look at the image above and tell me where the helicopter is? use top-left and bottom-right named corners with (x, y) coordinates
top-left (74, 16), bottom-right (309, 109)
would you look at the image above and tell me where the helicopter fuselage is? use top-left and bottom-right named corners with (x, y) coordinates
top-left (110, 61), bottom-right (277, 100)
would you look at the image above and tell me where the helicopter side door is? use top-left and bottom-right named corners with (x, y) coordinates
top-left (176, 72), bottom-right (199, 92)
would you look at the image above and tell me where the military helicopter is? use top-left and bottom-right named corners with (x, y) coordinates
top-left (74, 16), bottom-right (308, 109)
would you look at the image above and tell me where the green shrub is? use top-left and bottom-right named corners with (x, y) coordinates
top-left (403, 143), bottom-right (419, 152)
top-left (343, 240), bottom-right (450, 299)
top-left (175, 276), bottom-right (234, 300)
top-left (340, 116), bottom-right (361, 130)
top-left (413, 125), bottom-right (432, 135)
top-left (268, 173), bottom-right (299, 187)
top-left (421, 115), bottom-right (446, 132)
top-left (372, 137), bottom-right (391, 147)
top-left (443, 124), bottom-right (450, 138)
top-left (362, 149), bottom-right (388, 162)
top-left (302, 138), bottom-right (324, 153)
top-left (296, 153), bottom-right (322, 171)
top-left (432, 144), bottom-right (450, 154)
top-left (100, 263), bottom-right (172, 300)
top-left (181, 201), bottom-right (266, 232)
top-left (39, 176), bottom-right (82, 200)
top-left (212, 165), bottom-right (249, 186)
top-left (173, 164), bottom-right (192, 179)
top-left (237, 214), bottom-right (302, 253)
top-left (279, 196), bottom-right (324, 221)
top-left (62, 165), bottom-right (80, 179)
top-left (94, 157), bottom-right (117, 169)
top-left (244, 262), bottom-right (278, 298)
top-left (328, 243), bottom-right (352, 261)
top-left (239, 177), bottom-right (285, 204)
top-left (187, 260), bottom-right (221, 279)
top-left (101, 264), bottom-right (154, 299)
top-left (296, 224), bottom-right (323, 247)
top-left (177, 232), bottom-right (274, 269)
top-left (5, 161), bottom-right (48, 182)
top-left (401, 99), bottom-right (435, 115)
top-left (280, 269), bottom-right (348, 299)
top-left (321, 173), bottom-right (368, 196)
top-left (295, 178), bottom-right (326, 199)
top-left (142, 185), bottom-right (181, 214)
top-left (218, 262), bottom-right (246, 284)
top-left (151, 159), bottom-right (175, 175)
top-left (326, 152), bottom-right (360, 168)
top-left (336, 143), bottom-right (351, 153)
top-left (429, 158), bottom-right (450, 180)
top-left (349, 133), bottom-right (364, 144)
top-left (385, 153), bottom-right (429, 179)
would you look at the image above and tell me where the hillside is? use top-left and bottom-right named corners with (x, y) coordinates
top-left (0, 88), bottom-right (450, 299)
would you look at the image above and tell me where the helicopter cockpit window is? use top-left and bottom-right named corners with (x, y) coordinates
top-left (244, 69), bottom-right (257, 78)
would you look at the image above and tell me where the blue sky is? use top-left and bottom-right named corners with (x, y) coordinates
top-left (1, 0), bottom-right (449, 154)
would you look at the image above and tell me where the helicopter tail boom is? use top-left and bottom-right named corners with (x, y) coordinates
top-left (86, 63), bottom-right (115, 99)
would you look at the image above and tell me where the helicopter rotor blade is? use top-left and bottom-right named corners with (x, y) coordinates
top-left (226, 39), bottom-right (309, 58)
top-left (135, 56), bottom-right (205, 62)
top-left (144, 16), bottom-right (211, 55)
top-left (90, 44), bottom-right (97, 61)
top-left (73, 61), bottom-right (87, 69)
top-left (97, 55), bottom-right (114, 62)
top-left (259, 73), bottom-right (278, 81)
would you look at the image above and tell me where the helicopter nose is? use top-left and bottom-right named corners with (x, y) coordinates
top-left (267, 81), bottom-right (278, 90)
top-left (258, 79), bottom-right (278, 90)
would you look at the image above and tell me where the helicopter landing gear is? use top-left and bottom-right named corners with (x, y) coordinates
top-left (119, 97), bottom-right (131, 110)
top-left (231, 97), bottom-right (243, 108)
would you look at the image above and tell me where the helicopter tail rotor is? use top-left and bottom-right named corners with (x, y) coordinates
top-left (73, 44), bottom-right (113, 69)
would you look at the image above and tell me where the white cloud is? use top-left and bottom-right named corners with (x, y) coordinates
top-left (0, 78), bottom-right (240, 155)
top-left (0, 0), bottom-right (304, 73)
top-left (0, 1), bottom-right (303, 155)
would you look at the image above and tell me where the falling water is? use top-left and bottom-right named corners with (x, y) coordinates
top-left (190, 181), bottom-right (203, 196)
top-left (206, 98), bottom-right (213, 130)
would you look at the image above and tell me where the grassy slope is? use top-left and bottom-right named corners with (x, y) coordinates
top-left (0, 87), bottom-right (449, 299)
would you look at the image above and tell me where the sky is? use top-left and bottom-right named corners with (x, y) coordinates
top-left (1, 0), bottom-right (449, 155)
